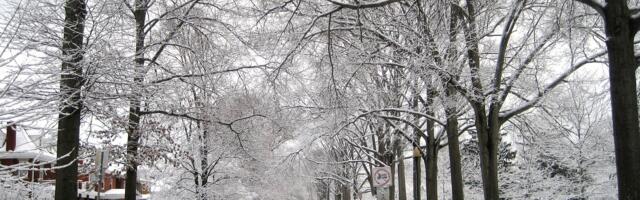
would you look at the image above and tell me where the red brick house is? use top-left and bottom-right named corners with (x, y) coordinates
top-left (0, 123), bottom-right (57, 182)
top-left (1, 124), bottom-right (150, 199)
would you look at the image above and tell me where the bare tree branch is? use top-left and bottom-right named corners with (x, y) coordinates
top-left (327, 0), bottom-right (403, 10)
top-left (575, 0), bottom-right (605, 17)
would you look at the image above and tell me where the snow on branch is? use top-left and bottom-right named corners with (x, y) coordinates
top-left (359, 108), bottom-right (445, 126)
top-left (149, 64), bottom-right (269, 84)
top-left (500, 28), bottom-right (558, 104)
top-left (575, 0), bottom-right (605, 17)
top-left (140, 110), bottom-right (204, 121)
top-left (1, 147), bottom-right (75, 176)
top-left (499, 50), bottom-right (607, 122)
top-left (147, 0), bottom-right (201, 66)
top-left (327, 0), bottom-right (403, 10)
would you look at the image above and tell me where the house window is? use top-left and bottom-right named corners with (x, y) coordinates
top-left (17, 170), bottom-right (27, 178)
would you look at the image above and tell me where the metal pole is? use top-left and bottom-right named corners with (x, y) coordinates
top-left (97, 151), bottom-right (104, 200)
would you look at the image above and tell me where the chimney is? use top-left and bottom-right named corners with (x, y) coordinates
top-left (6, 122), bottom-right (16, 151)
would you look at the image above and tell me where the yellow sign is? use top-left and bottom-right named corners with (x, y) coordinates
top-left (413, 147), bottom-right (422, 157)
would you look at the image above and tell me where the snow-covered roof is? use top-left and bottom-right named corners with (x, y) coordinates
top-left (0, 151), bottom-right (56, 162)
top-left (0, 128), bottom-right (56, 162)
top-left (78, 189), bottom-right (151, 200)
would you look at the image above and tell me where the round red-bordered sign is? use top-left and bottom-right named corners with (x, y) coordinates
top-left (372, 166), bottom-right (391, 188)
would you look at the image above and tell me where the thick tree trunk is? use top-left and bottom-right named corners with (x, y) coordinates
top-left (198, 128), bottom-right (209, 200)
top-left (423, 144), bottom-right (438, 200)
top-left (125, 109), bottom-right (141, 200)
top-left (462, 0), bottom-right (500, 198)
top-left (317, 182), bottom-right (329, 200)
top-left (341, 184), bottom-right (351, 200)
top-left (125, 0), bottom-right (147, 199)
top-left (445, 5), bottom-right (465, 199)
top-left (424, 138), bottom-right (438, 200)
top-left (472, 111), bottom-right (501, 200)
top-left (445, 86), bottom-right (464, 200)
top-left (397, 147), bottom-right (407, 200)
top-left (424, 92), bottom-right (438, 200)
top-left (55, 0), bottom-right (86, 199)
top-left (390, 158), bottom-right (395, 200)
top-left (602, 1), bottom-right (640, 199)
top-left (413, 147), bottom-right (422, 200)
top-left (55, 1), bottom-right (86, 199)
top-left (409, 80), bottom-right (422, 200)
top-left (376, 126), bottom-right (394, 199)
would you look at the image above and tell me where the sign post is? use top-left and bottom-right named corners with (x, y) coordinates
top-left (95, 148), bottom-right (109, 200)
top-left (376, 187), bottom-right (390, 200)
top-left (372, 166), bottom-right (392, 200)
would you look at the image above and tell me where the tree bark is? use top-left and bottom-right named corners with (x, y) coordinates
top-left (390, 157), bottom-right (396, 200)
top-left (341, 184), bottom-right (351, 200)
top-left (445, 5), bottom-right (465, 199)
top-left (376, 125), bottom-right (394, 199)
top-left (445, 86), bottom-right (464, 200)
top-left (125, 0), bottom-right (147, 199)
top-left (370, 131), bottom-right (378, 196)
top-left (462, 0), bottom-right (500, 198)
top-left (198, 127), bottom-right (209, 200)
top-left (472, 109), bottom-right (500, 200)
top-left (424, 130), bottom-right (438, 200)
top-left (413, 146), bottom-right (422, 200)
top-left (397, 147), bottom-right (407, 200)
top-left (424, 90), bottom-right (438, 200)
top-left (408, 78), bottom-right (422, 200)
top-left (55, 0), bottom-right (86, 199)
top-left (601, 1), bottom-right (640, 199)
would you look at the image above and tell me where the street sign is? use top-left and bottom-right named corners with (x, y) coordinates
top-left (413, 147), bottom-right (422, 157)
top-left (95, 148), bottom-right (110, 170)
top-left (372, 166), bottom-right (392, 188)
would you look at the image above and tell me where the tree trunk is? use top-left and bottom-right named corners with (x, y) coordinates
top-left (326, 182), bottom-right (331, 200)
top-left (195, 100), bottom-right (210, 200)
top-left (125, 0), bottom-right (147, 199)
top-left (462, 0), bottom-right (500, 198)
top-left (390, 158), bottom-right (396, 200)
top-left (55, 0), bottom-right (86, 199)
top-left (445, 4), bottom-right (465, 199)
top-left (424, 137), bottom-right (438, 200)
top-left (424, 91), bottom-right (438, 200)
top-left (472, 110), bottom-right (501, 200)
top-left (397, 147), bottom-right (407, 200)
top-left (376, 125), bottom-right (396, 200)
top-left (413, 147), bottom-right (422, 200)
top-left (341, 184), bottom-right (351, 200)
top-left (409, 80), bottom-right (422, 200)
top-left (198, 127), bottom-right (209, 200)
top-left (602, 1), bottom-right (640, 199)
top-left (370, 131), bottom-right (378, 196)
top-left (445, 86), bottom-right (464, 200)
